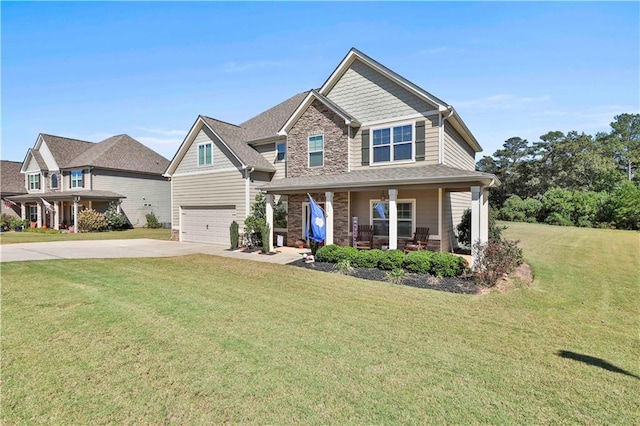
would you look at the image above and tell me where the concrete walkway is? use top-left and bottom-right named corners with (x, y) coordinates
top-left (0, 239), bottom-right (308, 264)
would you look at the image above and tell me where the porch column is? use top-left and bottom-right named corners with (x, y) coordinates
top-left (37, 203), bottom-right (42, 228)
top-left (480, 188), bottom-right (489, 244)
top-left (54, 202), bottom-right (60, 230)
top-left (389, 189), bottom-right (398, 250)
top-left (20, 203), bottom-right (25, 221)
top-left (265, 194), bottom-right (274, 253)
top-left (116, 202), bottom-right (122, 214)
top-left (325, 191), bottom-right (334, 245)
top-left (73, 196), bottom-right (79, 231)
top-left (471, 186), bottom-right (481, 266)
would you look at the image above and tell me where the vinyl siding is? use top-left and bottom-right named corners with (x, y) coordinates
top-left (350, 116), bottom-right (440, 171)
top-left (442, 190), bottom-right (471, 252)
top-left (39, 141), bottom-right (58, 170)
top-left (326, 59), bottom-right (436, 123)
top-left (171, 170), bottom-right (247, 231)
top-left (254, 141), bottom-right (286, 179)
top-left (443, 122), bottom-right (475, 170)
top-left (174, 127), bottom-right (239, 175)
top-left (92, 169), bottom-right (170, 227)
top-left (25, 156), bottom-right (40, 173)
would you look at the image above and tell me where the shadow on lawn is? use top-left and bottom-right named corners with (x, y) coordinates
top-left (557, 350), bottom-right (640, 380)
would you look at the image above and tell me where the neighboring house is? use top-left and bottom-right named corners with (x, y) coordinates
top-left (1, 160), bottom-right (27, 219)
top-left (8, 134), bottom-right (170, 230)
top-left (165, 48), bottom-right (499, 259)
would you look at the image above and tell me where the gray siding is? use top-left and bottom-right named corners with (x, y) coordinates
top-left (92, 169), bottom-right (170, 228)
top-left (171, 170), bottom-right (247, 231)
top-left (39, 141), bottom-right (58, 170)
top-left (444, 122), bottom-right (475, 170)
top-left (442, 190), bottom-right (471, 252)
top-left (25, 156), bottom-right (39, 173)
top-left (425, 115), bottom-right (439, 164)
top-left (254, 141), bottom-right (286, 179)
top-left (174, 127), bottom-right (238, 175)
top-left (326, 59), bottom-right (436, 123)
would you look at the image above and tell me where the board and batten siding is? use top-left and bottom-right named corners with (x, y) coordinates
top-left (443, 122), bottom-right (475, 170)
top-left (92, 169), bottom-right (170, 228)
top-left (171, 170), bottom-right (247, 230)
top-left (254, 141), bottom-right (286, 179)
top-left (174, 127), bottom-right (239, 175)
top-left (326, 59), bottom-right (436, 123)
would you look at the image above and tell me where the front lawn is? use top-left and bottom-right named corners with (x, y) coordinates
top-left (1, 223), bottom-right (638, 423)
top-left (0, 227), bottom-right (171, 244)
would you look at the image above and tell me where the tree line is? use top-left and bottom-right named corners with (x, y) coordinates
top-left (477, 113), bottom-right (640, 230)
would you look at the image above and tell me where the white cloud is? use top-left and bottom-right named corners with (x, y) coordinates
top-left (453, 93), bottom-right (551, 109)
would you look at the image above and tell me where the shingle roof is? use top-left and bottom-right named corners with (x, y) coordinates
top-left (9, 189), bottom-right (125, 201)
top-left (260, 164), bottom-right (499, 193)
top-left (1, 160), bottom-right (27, 195)
top-left (200, 116), bottom-right (275, 172)
top-left (240, 91), bottom-right (309, 141)
top-left (65, 134), bottom-right (169, 174)
top-left (40, 134), bottom-right (95, 168)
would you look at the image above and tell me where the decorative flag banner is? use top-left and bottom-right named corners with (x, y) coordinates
top-left (306, 194), bottom-right (326, 243)
top-left (41, 198), bottom-right (53, 213)
top-left (375, 201), bottom-right (386, 219)
top-left (3, 198), bottom-right (17, 209)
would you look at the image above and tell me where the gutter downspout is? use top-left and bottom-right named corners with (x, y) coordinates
top-left (440, 106), bottom-right (454, 165)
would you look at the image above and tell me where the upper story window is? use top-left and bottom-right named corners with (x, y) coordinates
top-left (28, 173), bottom-right (41, 190)
top-left (276, 142), bottom-right (286, 162)
top-left (198, 143), bottom-right (212, 166)
top-left (372, 124), bottom-right (413, 164)
top-left (308, 135), bottom-right (324, 168)
top-left (71, 170), bottom-right (83, 188)
top-left (50, 173), bottom-right (59, 189)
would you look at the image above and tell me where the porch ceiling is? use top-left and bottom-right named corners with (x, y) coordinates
top-left (260, 164), bottom-right (500, 194)
top-left (7, 190), bottom-right (125, 202)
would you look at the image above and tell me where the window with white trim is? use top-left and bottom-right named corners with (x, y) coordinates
top-left (308, 135), bottom-right (324, 167)
top-left (276, 142), bottom-right (286, 162)
top-left (71, 170), bottom-right (83, 188)
top-left (29, 206), bottom-right (37, 222)
top-left (198, 143), bottom-right (212, 166)
top-left (372, 124), bottom-right (413, 163)
top-left (28, 173), bottom-right (41, 190)
top-left (50, 173), bottom-right (59, 189)
top-left (371, 200), bottom-right (414, 238)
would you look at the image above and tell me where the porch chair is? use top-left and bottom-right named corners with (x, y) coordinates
top-left (403, 227), bottom-right (430, 254)
top-left (355, 225), bottom-right (374, 250)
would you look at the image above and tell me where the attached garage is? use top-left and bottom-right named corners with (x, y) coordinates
top-left (181, 206), bottom-right (236, 245)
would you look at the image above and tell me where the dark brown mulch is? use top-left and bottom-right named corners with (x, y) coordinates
top-left (288, 259), bottom-right (480, 294)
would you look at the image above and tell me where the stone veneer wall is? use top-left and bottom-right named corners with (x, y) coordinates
top-left (287, 192), bottom-right (350, 247)
top-left (286, 99), bottom-right (348, 178)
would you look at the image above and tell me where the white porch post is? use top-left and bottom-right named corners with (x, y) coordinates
top-left (20, 203), bottom-right (25, 221)
top-left (73, 197), bottom-right (79, 231)
top-left (37, 203), bottom-right (42, 228)
top-left (471, 186), bottom-right (481, 266)
top-left (325, 191), bottom-right (334, 245)
top-left (265, 193), bottom-right (274, 253)
top-left (54, 202), bottom-right (60, 230)
top-left (116, 202), bottom-right (122, 214)
top-left (480, 188), bottom-right (489, 244)
top-left (389, 189), bottom-right (398, 250)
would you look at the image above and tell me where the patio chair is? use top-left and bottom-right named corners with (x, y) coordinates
top-left (403, 227), bottom-right (430, 254)
top-left (355, 225), bottom-right (374, 250)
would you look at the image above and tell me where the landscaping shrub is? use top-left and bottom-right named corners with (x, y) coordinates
top-left (499, 195), bottom-right (542, 222)
top-left (473, 239), bottom-right (523, 287)
top-left (315, 244), bottom-right (342, 263)
top-left (353, 249), bottom-right (385, 268)
top-left (78, 209), bottom-right (107, 232)
top-left (244, 194), bottom-right (266, 247)
top-left (385, 268), bottom-right (405, 284)
top-left (457, 208), bottom-right (505, 245)
top-left (261, 222), bottom-right (271, 253)
top-left (145, 211), bottom-right (162, 229)
top-left (335, 259), bottom-right (354, 275)
top-left (429, 252), bottom-right (467, 277)
top-left (229, 220), bottom-right (239, 249)
top-left (104, 202), bottom-right (129, 230)
top-left (402, 251), bottom-right (432, 274)
top-left (0, 213), bottom-right (13, 230)
top-left (378, 249), bottom-right (404, 271)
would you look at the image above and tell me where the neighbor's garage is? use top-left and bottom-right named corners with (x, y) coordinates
top-left (181, 206), bottom-right (236, 245)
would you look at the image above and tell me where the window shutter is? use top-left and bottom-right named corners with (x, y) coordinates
top-left (361, 129), bottom-right (370, 166)
top-left (415, 120), bottom-right (425, 161)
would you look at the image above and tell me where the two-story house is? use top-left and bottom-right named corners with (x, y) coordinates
top-left (8, 133), bottom-right (171, 230)
top-left (164, 48), bottom-right (499, 259)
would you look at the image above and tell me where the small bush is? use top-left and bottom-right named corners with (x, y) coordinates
top-left (457, 208), bottom-right (505, 245)
top-left (104, 202), bottom-right (129, 230)
top-left (261, 222), bottom-right (271, 253)
top-left (335, 259), bottom-right (354, 275)
top-left (402, 251), bottom-right (432, 274)
top-left (353, 249), bottom-right (385, 268)
top-left (316, 244), bottom-right (341, 262)
top-left (544, 212), bottom-right (573, 227)
top-left (145, 211), bottom-right (162, 229)
top-left (474, 239), bottom-right (524, 287)
top-left (230, 220), bottom-right (239, 249)
top-left (429, 252), bottom-right (467, 277)
top-left (78, 209), bottom-right (107, 232)
top-left (385, 268), bottom-right (405, 285)
top-left (379, 249), bottom-right (404, 270)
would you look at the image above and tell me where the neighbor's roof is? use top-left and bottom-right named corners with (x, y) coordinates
top-left (65, 134), bottom-right (169, 174)
top-left (1, 160), bottom-right (27, 194)
top-left (40, 134), bottom-right (95, 168)
top-left (260, 164), bottom-right (500, 193)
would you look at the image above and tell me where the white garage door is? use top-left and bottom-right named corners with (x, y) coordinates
top-left (181, 206), bottom-right (236, 245)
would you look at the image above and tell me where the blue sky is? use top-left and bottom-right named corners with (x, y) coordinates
top-left (2, 2), bottom-right (638, 162)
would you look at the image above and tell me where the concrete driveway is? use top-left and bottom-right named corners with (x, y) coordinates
top-left (0, 239), bottom-right (304, 264)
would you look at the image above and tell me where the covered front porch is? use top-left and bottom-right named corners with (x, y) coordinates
top-left (7, 190), bottom-right (125, 231)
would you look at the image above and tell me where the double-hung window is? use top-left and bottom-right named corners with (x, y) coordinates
top-left (29, 206), bottom-right (38, 222)
top-left (308, 135), bottom-right (324, 168)
top-left (198, 143), bottom-right (212, 166)
top-left (371, 200), bottom-right (414, 238)
top-left (28, 173), bottom-right (41, 190)
top-left (372, 124), bottom-right (413, 163)
top-left (71, 170), bottom-right (83, 188)
top-left (276, 142), bottom-right (286, 162)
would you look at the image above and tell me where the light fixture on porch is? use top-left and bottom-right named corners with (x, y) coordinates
top-left (380, 192), bottom-right (386, 202)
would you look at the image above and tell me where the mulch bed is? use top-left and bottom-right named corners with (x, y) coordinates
top-left (288, 259), bottom-right (481, 294)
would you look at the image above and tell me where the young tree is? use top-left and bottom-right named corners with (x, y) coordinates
top-left (609, 113), bottom-right (640, 181)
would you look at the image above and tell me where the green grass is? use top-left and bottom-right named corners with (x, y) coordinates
top-left (2, 223), bottom-right (638, 423)
top-left (0, 227), bottom-right (170, 244)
